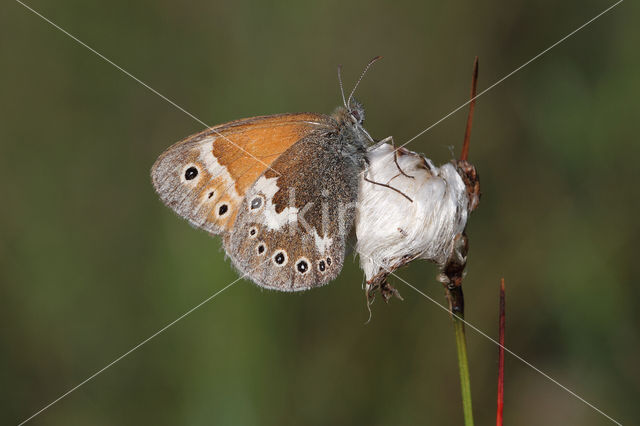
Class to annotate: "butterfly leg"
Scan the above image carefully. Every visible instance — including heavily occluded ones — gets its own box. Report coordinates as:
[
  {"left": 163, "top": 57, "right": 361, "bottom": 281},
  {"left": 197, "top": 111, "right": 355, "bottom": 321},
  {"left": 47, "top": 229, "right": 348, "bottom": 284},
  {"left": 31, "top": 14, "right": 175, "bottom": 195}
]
[
  {"left": 370, "top": 136, "right": 415, "bottom": 179},
  {"left": 365, "top": 254, "right": 412, "bottom": 306},
  {"left": 362, "top": 168, "right": 413, "bottom": 203}
]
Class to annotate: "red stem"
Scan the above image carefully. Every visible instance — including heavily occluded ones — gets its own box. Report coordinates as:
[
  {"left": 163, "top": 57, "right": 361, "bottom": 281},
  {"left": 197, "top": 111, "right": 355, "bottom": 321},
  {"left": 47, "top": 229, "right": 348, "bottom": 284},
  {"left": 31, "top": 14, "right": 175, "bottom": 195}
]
[
  {"left": 496, "top": 278, "right": 505, "bottom": 426},
  {"left": 460, "top": 57, "right": 479, "bottom": 162}
]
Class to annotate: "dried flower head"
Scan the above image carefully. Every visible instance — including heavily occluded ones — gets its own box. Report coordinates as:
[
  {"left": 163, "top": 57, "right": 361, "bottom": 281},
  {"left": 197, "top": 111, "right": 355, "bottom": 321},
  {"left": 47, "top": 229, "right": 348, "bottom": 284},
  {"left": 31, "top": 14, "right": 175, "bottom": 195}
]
[{"left": 356, "top": 143, "right": 479, "bottom": 302}]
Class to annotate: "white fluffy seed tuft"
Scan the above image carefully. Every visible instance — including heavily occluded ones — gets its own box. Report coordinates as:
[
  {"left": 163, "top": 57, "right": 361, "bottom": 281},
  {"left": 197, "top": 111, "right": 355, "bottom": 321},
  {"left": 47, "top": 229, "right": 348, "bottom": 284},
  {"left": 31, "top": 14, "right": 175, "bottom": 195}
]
[{"left": 356, "top": 144, "right": 470, "bottom": 281}]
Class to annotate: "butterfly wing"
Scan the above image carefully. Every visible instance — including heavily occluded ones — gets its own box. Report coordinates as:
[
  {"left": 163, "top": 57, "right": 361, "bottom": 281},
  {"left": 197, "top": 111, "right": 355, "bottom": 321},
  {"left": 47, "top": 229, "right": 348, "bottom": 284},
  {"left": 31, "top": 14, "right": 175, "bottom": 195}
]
[
  {"left": 151, "top": 113, "right": 331, "bottom": 235},
  {"left": 224, "top": 130, "right": 365, "bottom": 291}
]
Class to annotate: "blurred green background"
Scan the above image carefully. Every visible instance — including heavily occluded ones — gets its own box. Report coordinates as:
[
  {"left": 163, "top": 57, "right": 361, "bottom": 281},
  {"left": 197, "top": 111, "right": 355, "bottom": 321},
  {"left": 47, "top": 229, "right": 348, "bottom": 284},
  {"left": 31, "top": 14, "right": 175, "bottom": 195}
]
[{"left": 1, "top": 0, "right": 638, "bottom": 424}]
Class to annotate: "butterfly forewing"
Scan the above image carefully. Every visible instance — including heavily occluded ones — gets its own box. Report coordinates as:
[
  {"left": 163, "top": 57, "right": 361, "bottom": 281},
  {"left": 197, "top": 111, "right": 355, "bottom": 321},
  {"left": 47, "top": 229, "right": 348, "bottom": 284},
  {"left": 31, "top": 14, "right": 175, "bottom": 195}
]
[{"left": 151, "top": 113, "right": 331, "bottom": 235}]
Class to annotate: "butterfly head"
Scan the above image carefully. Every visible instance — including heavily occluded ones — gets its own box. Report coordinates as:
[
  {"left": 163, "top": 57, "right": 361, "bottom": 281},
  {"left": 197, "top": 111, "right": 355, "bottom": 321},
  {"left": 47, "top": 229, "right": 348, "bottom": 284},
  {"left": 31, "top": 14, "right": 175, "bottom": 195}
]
[
  {"left": 347, "top": 99, "right": 365, "bottom": 126},
  {"left": 333, "top": 98, "right": 365, "bottom": 125},
  {"left": 332, "top": 98, "right": 374, "bottom": 148}
]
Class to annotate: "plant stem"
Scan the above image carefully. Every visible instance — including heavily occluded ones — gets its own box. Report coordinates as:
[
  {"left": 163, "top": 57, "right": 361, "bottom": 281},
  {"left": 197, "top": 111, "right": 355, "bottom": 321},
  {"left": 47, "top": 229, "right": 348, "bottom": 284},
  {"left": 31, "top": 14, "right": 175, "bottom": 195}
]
[
  {"left": 453, "top": 312, "right": 474, "bottom": 426},
  {"left": 442, "top": 236, "right": 474, "bottom": 426},
  {"left": 460, "top": 57, "right": 479, "bottom": 162},
  {"left": 496, "top": 278, "right": 506, "bottom": 426},
  {"left": 444, "top": 55, "right": 479, "bottom": 426}
]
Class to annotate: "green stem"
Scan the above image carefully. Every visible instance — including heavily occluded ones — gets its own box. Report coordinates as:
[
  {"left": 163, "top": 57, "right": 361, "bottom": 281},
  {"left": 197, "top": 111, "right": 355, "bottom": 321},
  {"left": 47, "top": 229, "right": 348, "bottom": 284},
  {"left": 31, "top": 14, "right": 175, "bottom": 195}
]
[{"left": 453, "top": 314, "right": 474, "bottom": 426}]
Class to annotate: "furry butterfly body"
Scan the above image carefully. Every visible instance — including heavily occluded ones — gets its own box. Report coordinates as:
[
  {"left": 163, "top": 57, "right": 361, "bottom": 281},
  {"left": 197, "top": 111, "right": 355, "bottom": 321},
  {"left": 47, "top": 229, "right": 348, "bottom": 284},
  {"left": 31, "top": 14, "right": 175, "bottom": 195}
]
[{"left": 152, "top": 102, "right": 372, "bottom": 291}]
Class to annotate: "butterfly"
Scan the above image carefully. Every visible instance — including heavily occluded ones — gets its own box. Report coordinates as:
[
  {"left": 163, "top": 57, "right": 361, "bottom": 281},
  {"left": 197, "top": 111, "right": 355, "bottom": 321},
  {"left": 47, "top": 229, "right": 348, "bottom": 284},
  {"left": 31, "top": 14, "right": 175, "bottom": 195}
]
[{"left": 151, "top": 58, "right": 389, "bottom": 291}]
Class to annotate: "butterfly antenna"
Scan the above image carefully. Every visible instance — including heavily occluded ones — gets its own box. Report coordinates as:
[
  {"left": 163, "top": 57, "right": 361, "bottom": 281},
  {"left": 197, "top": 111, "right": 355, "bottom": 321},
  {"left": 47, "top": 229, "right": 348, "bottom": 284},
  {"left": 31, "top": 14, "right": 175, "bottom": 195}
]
[
  {"left": 460, "top": 56, "right": 479, "bottom": 162},
  {"left": 347, "top": 55, "right": 383, "bottom": 107},
  {"left": 337, "top": 64, "right": 347, "bottom": 108}
]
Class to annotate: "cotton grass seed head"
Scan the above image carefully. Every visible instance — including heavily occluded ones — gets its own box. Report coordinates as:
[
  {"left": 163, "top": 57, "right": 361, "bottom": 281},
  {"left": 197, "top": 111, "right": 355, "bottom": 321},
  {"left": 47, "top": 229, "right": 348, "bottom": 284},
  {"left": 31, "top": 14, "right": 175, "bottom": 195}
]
[{"left": 356, "top": 143, "right": 479, "bottom": 301}]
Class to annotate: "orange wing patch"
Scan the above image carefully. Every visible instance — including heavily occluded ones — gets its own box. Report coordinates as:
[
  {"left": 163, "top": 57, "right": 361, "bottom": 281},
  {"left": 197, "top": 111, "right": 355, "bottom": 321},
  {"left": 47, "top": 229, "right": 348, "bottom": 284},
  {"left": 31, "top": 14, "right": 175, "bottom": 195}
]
[
  {"left": 151, "top": 113, "right": 332, "bottom": 236},
  {"left": 211, "top": 114, "right": 328, "bottom": 194}
]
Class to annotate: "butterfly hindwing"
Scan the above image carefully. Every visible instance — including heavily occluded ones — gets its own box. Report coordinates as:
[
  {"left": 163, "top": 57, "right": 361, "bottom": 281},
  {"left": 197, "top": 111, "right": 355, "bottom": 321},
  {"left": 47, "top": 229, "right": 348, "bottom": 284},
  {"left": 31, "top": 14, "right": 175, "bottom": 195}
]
[
  {"left": 224, "top": 130, "right": 364, "bottom": 291},
  {"left": 151, "top": 113, "right": 331, "bottom": 235}
]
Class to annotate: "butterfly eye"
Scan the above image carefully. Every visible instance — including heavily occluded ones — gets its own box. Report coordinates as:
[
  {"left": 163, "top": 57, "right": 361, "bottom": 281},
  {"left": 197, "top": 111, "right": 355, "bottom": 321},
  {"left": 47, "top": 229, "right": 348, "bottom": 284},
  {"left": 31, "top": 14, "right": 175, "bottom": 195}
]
[
  {"left": 318, "top": 260, "right": 326, "bottom": 272},
  {"left": 296, "top": 258, "right": 309, "bottom": 274},
  {"left": 184, "top": 166, "right": 199, "bottom": 181},
  {"left": 273, "top": 250, "right": 288, "bottom": 266}
]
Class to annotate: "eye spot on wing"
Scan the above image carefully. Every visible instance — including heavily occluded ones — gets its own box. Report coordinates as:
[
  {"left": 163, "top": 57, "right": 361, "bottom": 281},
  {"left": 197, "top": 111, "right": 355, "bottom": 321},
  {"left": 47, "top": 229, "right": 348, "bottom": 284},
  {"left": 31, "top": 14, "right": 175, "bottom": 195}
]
[
  {"left": 217, "top": 203, "right": 229, "bottom": 216},
  {"left": 249, "top": 195, "right": 264, "bottom": 211},
  {"left": 326, "top": 257, "right": 332, "bottom": 266},
  {"left": 208, "top": 191, "right": 215, "bottom": 199},
  {"left": 185, "top": 166, "right": 198, "bottom": 180},
  {"left": 256, "top": 242, "right": 267, "bottom": 255},
  {"left": 296, "top": 258, "right": 309, "bottom": 274},
  {"left": 181, "top": 164, "right": 200, "bottom": 183},
  {"left": 273, "top": 250, "right": 288, "bottom": 266},
  {"left": 318, "top": 260, "right": 326, "bottom": 272},
  {"left": 249, "top": 226, "right": 258, "bottom": 238}
]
